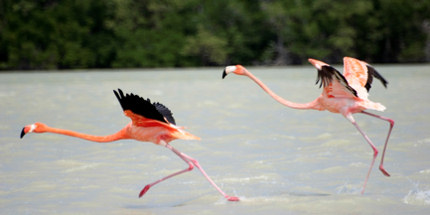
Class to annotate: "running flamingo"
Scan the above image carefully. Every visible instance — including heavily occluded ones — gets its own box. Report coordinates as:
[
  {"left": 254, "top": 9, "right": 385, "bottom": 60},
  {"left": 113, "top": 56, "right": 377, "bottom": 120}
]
[
  {"left": 20, "top": 89, "right": 239, "bottom": 201},
  {"left": 222, "top": 57, "right": 394, "bottom": 194}
]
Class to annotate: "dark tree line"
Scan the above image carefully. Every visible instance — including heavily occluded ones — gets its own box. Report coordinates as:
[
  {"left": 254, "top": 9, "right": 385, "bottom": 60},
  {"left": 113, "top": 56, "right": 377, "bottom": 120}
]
[{"left": 1, "top": 0, "right": 429, "bottom": 70}]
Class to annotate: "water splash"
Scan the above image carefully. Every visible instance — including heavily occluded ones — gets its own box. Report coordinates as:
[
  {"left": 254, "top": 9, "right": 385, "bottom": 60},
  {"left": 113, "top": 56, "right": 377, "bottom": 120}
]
[
  {"left": 335, "top": 182, "right": 362, "bottom": 194},
  {"left": 403, "top": 181, "right": 430, "bottom": 205}
]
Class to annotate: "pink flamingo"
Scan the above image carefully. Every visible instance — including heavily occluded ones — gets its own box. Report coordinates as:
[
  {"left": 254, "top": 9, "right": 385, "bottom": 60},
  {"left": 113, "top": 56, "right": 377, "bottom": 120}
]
[
  {"left": 222, "top": 57, "right": 394, "bottom": 194},
  {"left": 21, "top": 89, "right": 239, "bottom": 201}
]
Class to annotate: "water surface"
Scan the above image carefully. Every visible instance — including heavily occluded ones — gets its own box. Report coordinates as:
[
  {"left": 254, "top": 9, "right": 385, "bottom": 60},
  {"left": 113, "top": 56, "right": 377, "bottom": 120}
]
[{"left": 1, "top": 65, "right": 430, "bottom": 214}]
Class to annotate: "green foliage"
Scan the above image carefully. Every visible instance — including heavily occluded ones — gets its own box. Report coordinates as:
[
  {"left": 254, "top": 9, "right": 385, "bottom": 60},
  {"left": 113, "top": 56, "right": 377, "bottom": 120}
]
[
  {"left": 182, "top": 25, "right": 228, "bottom": 65},
  {"left": 0, "top": 0, "right": 429, "bottom": 70}
]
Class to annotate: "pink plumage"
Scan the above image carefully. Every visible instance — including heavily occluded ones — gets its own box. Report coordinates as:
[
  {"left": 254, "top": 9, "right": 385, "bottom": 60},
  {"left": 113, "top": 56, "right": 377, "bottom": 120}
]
[{"left": 223, "top": 57, "right": 394, "bottom": 194}]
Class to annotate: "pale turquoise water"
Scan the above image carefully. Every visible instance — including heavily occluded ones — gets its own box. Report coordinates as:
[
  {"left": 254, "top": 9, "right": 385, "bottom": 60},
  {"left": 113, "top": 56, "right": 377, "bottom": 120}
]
[{"left": 1, "top": 65, "right": 430, "bottom": 214}]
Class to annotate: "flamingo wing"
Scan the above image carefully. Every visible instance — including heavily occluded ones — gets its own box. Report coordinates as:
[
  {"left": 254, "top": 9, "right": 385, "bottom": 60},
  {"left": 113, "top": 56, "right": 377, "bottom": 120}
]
[
  {"left": 312, "top": 61, "right": 358, "bottom": 99},
  {"left": 364, "top": 64, "right": 388, "bottom": 91},
  {"left": 343, "top": 57, "right": 388, "bottom": 92},
  {"left": 114, "top": 89, "right": 176, "bottom": 125},
  {"left": 123, "top": 110, "right": 177, "bottom": 130}
]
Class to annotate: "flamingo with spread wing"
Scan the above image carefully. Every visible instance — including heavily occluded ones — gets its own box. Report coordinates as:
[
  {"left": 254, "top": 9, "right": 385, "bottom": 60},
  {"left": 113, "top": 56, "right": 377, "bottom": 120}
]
[
  {"left": 222, "top": 57, "right": 394, "bottom": 194},
  {"left": 21, "top": 89, "right": 239, "bottom": 201}
]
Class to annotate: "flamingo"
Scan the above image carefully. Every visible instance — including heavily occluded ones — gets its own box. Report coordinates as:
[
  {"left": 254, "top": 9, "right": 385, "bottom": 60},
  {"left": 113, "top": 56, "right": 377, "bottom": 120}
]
[
  {"left": 222, "top": 57, "right": 394, "bottom": 194},
  {"left": 20, "top": 89, "right": 239, "bottom": 201}
]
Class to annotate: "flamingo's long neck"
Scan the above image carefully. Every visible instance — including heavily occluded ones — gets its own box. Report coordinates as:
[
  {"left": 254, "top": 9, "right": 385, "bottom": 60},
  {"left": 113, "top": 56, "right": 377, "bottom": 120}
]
[
  {"left": 245, "top": 71, "right": 320, "bottom": 110},
  {"left": 44, "top": 126, "right": 129, "bottom": 143}
]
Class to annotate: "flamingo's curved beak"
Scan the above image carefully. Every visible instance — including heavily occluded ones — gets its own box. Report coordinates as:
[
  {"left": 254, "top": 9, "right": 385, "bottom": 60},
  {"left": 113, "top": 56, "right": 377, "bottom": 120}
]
[
  {"left": 20, "top": 127, "right": 26, "bottom": 138},
  {"left": 20, "top": 124, "right": 34, "bottom": 139},
  {"left": 222, "top": 69, "right": 228, "bottom": 79}
]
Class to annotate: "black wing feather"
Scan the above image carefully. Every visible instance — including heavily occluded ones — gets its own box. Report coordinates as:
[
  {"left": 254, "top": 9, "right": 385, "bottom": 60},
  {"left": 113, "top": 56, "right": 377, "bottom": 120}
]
[
  {"left": 114, "top": 89, "right": 176, "bottom": 125},
  {"left": 365, "top": 65, "right": 388, "bottom": 91},
  {"left": 154, "top": 102, "right": 176, "bottom": 125},
  {"left": 315, "top": 65, "right": 358, "bottom": 97}
]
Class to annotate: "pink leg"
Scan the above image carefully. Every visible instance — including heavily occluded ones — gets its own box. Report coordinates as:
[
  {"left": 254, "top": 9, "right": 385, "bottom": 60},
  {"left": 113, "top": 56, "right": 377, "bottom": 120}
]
[
  {"left": 139, "top": 144, "right": 239, "bottom": 201},
  {"left": 138, "top": 146, "right": 194, "bottom": 198},
  {"left": 346, "top": 114, "right": 378, "bottom": 194},
  {"left": 361, "top": 111, "right": 394, "bottom": 177}
]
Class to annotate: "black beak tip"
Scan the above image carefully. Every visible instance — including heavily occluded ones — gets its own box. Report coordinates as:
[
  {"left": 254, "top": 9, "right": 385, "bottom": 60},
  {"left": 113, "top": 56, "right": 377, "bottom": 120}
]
[
  {"left": 20, "top": 128, "right": 26, "bottom": 139},
  {"left": 222, "top": 70, "right": 227, "bottom": 79}
]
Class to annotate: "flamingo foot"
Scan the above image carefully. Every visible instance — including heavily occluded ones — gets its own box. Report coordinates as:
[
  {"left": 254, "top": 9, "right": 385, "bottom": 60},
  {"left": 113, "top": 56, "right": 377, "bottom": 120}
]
[
  {"left": 379, "top": 165, "right": 390, "bottom": 177},
  {"left": 226, "top": 196, "right": 240, "bottom": 201},
  {"left": 139, "top": 185, "right": 151, "bottom": 198}
]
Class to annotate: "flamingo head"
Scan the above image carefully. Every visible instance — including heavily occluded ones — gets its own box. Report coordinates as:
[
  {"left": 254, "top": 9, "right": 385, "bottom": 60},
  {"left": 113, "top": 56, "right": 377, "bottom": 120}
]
[
  {"left": 20, "top": 122, "right": 48, "bottom": 138},
  {"left": 222, "top": 65, "right": 247, "bottom": 79}
]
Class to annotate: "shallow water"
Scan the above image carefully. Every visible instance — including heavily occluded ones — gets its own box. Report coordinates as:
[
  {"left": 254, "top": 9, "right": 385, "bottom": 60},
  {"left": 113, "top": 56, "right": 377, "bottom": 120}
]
[{"left": 1, "top": 65, "right": 430, "bottom": 214}]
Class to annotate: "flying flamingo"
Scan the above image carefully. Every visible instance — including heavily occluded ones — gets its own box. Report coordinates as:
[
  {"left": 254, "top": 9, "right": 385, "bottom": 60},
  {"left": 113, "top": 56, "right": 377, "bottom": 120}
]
[
  {"left": 222, "top": 57, "right": 394, "bottom": 194},
  {"left": 20, "top": 89, "right": 239, "bottom": 201}
]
